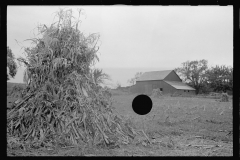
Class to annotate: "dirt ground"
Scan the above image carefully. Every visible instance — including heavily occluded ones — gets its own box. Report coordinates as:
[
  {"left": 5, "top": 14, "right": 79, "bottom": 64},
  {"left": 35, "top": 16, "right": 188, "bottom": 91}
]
[{"left": 7, "top": 94, "right": 233, "bottom": 156}]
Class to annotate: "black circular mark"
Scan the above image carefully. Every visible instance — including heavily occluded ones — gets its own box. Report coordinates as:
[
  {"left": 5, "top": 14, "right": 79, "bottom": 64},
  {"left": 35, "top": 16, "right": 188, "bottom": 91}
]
[{"left": 132, "top": 94, "right": 152, "bottom": 115}]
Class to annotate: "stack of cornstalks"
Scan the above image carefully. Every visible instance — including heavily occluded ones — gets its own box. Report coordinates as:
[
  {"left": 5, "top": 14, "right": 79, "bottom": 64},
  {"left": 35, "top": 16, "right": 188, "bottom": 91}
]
[
  {"left": 7, "top": 8, "right": 146, "bottom": 151},
  {"left": 219, "top": 93, "right": 229, "bottom": 102},
  {"left": 151, "top": 89, "right": 163, "bottom": 98}
]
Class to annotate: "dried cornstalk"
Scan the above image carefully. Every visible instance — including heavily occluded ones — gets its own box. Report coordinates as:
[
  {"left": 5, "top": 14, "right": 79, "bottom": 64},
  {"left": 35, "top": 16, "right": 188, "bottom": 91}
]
[
  {"left": 95, "top": 121, "right": 109, "bottom": 144},
  {"left": 7, "top": 8, "right": 143, "bottom": 150}
]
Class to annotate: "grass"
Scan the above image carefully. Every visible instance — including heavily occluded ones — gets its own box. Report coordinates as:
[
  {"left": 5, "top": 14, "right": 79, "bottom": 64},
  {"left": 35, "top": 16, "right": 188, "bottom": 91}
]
[
  {"left": 109, "top": 94, "right": 232, "bottom": 156},
  {"left": 7, "top": 90, "right": 233, "bottom": 156},
  {"left": 112, "top": 94, "right": 232, "bottom": 136}
]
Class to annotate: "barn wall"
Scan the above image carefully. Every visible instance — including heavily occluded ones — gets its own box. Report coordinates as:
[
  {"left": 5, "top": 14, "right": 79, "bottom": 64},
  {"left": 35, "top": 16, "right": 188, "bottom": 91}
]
[
  {"left": 131, "top": 80, "right": 177, "bottom": 95},
  {"left": 174, "top": 89, "right": 196, "bottom": 95},
  {"left": 134, "top": 81, "right": 152, "bottom": 94},
  {"left": 130, "top": 82, "right": 145, "bottom": 94},
  {"left": 161, "top": 81, "right": 177, "bottom": 94},
  {"left": 130, "top": 80, "right": 196, "bottom": 96},
  {"left": 164, "top": 71, "right": 182, "bottom": 82}
]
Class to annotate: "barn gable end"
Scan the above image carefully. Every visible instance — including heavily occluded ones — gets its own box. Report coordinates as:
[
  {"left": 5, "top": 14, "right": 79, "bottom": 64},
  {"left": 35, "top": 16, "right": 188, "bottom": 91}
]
[{"left": 164, "top": 70, "right": 182, "bottom": 82}]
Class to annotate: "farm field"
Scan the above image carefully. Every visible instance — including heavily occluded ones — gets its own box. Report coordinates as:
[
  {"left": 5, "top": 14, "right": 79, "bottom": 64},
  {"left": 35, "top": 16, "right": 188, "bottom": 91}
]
[
  {"left": 7, "top": 90, "right": 233, "bottom": 156},
  {"left": 109, "top": 94, "right": 233, "bottom": 156}
]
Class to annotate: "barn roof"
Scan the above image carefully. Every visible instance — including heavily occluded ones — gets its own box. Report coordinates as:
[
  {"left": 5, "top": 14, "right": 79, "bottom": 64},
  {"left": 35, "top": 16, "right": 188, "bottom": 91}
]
[
  {"left": 136, "top": 70, "right": 173, "bottom": 81},
  {"left": 164, "top": 80, "right": 196, "bottom": 90}
]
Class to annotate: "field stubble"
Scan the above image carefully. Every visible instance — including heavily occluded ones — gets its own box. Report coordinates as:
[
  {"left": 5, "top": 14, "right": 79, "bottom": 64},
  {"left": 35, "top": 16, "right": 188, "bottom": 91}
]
[
  {"left": 7, "top": 93, "right": 232, "bottom": 156},
  {"left": 109, "top": 94, "right": 233, "bottom": 156}
]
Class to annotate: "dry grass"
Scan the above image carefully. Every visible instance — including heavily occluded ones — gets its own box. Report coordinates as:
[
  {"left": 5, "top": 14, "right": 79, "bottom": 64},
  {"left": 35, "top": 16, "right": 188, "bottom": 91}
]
[
  {"left": 109, "top": 94, "right": 233, "bottom": 156},
  {"left": 7, "top": 91, "right": 232, "bottom": 156}
]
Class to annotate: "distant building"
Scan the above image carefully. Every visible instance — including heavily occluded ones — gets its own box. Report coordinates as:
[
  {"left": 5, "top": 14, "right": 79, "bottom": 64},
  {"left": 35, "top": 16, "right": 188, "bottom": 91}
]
[{"left": 130, "top": 70, "right": 195, "bottom": 95}]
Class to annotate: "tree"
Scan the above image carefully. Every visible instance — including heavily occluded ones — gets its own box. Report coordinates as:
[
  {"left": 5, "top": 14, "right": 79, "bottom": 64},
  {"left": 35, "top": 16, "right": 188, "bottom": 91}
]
[
  {"left": 7, "top": 46, "right": 17, "bottom": 80},
  {"left": 92, "top": 68, "right": 111, "bottom": 86},
  {"left": 175, "top": 59, "right": 208, "bottom": 94},
  {"left": 127, "top": 72, "right": 143, "bottom": 86},
  {"left": 205, "top": 65, "right": 233, "bottom": 92}
]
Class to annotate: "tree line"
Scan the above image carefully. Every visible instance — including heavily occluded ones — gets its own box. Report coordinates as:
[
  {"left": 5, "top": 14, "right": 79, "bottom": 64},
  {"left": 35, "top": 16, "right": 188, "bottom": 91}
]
[{"left": 175, "top": 59, "right": 232, "bottom": 94}]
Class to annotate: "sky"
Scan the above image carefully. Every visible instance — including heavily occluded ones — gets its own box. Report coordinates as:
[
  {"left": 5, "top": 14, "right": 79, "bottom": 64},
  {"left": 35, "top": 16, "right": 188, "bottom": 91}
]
[{"left": 7, "top": 6, "right": 233, "bottom": 88}]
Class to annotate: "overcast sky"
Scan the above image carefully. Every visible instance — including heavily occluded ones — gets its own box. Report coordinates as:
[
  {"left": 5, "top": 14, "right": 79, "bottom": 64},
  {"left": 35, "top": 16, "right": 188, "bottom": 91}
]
[{"left": 7, "top": 6, "right": 233, "bottom": 88}]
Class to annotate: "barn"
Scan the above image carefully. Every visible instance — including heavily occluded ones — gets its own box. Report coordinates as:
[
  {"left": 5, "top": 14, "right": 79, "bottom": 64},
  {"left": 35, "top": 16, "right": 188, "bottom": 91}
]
[{"left": 130, "top": 70, "right": 196, "bottom": 95}]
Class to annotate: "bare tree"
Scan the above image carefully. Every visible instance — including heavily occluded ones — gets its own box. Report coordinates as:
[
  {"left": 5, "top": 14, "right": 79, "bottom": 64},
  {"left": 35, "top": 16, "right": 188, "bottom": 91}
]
[{"left": 127, "top": 72, "right": 143, "bottom": 86}]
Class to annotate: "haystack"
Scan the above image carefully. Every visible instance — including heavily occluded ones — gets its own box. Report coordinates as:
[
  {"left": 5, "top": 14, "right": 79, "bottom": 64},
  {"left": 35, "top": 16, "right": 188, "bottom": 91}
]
[
  {"left": 7, "top": 9, "right": 143, "bottom": 150},
  {"left": 219, "top": 93, "right": 229, "bottom": 102},
  {"left": 151, "top": 88, "right": 163, "bottom": 98}
]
